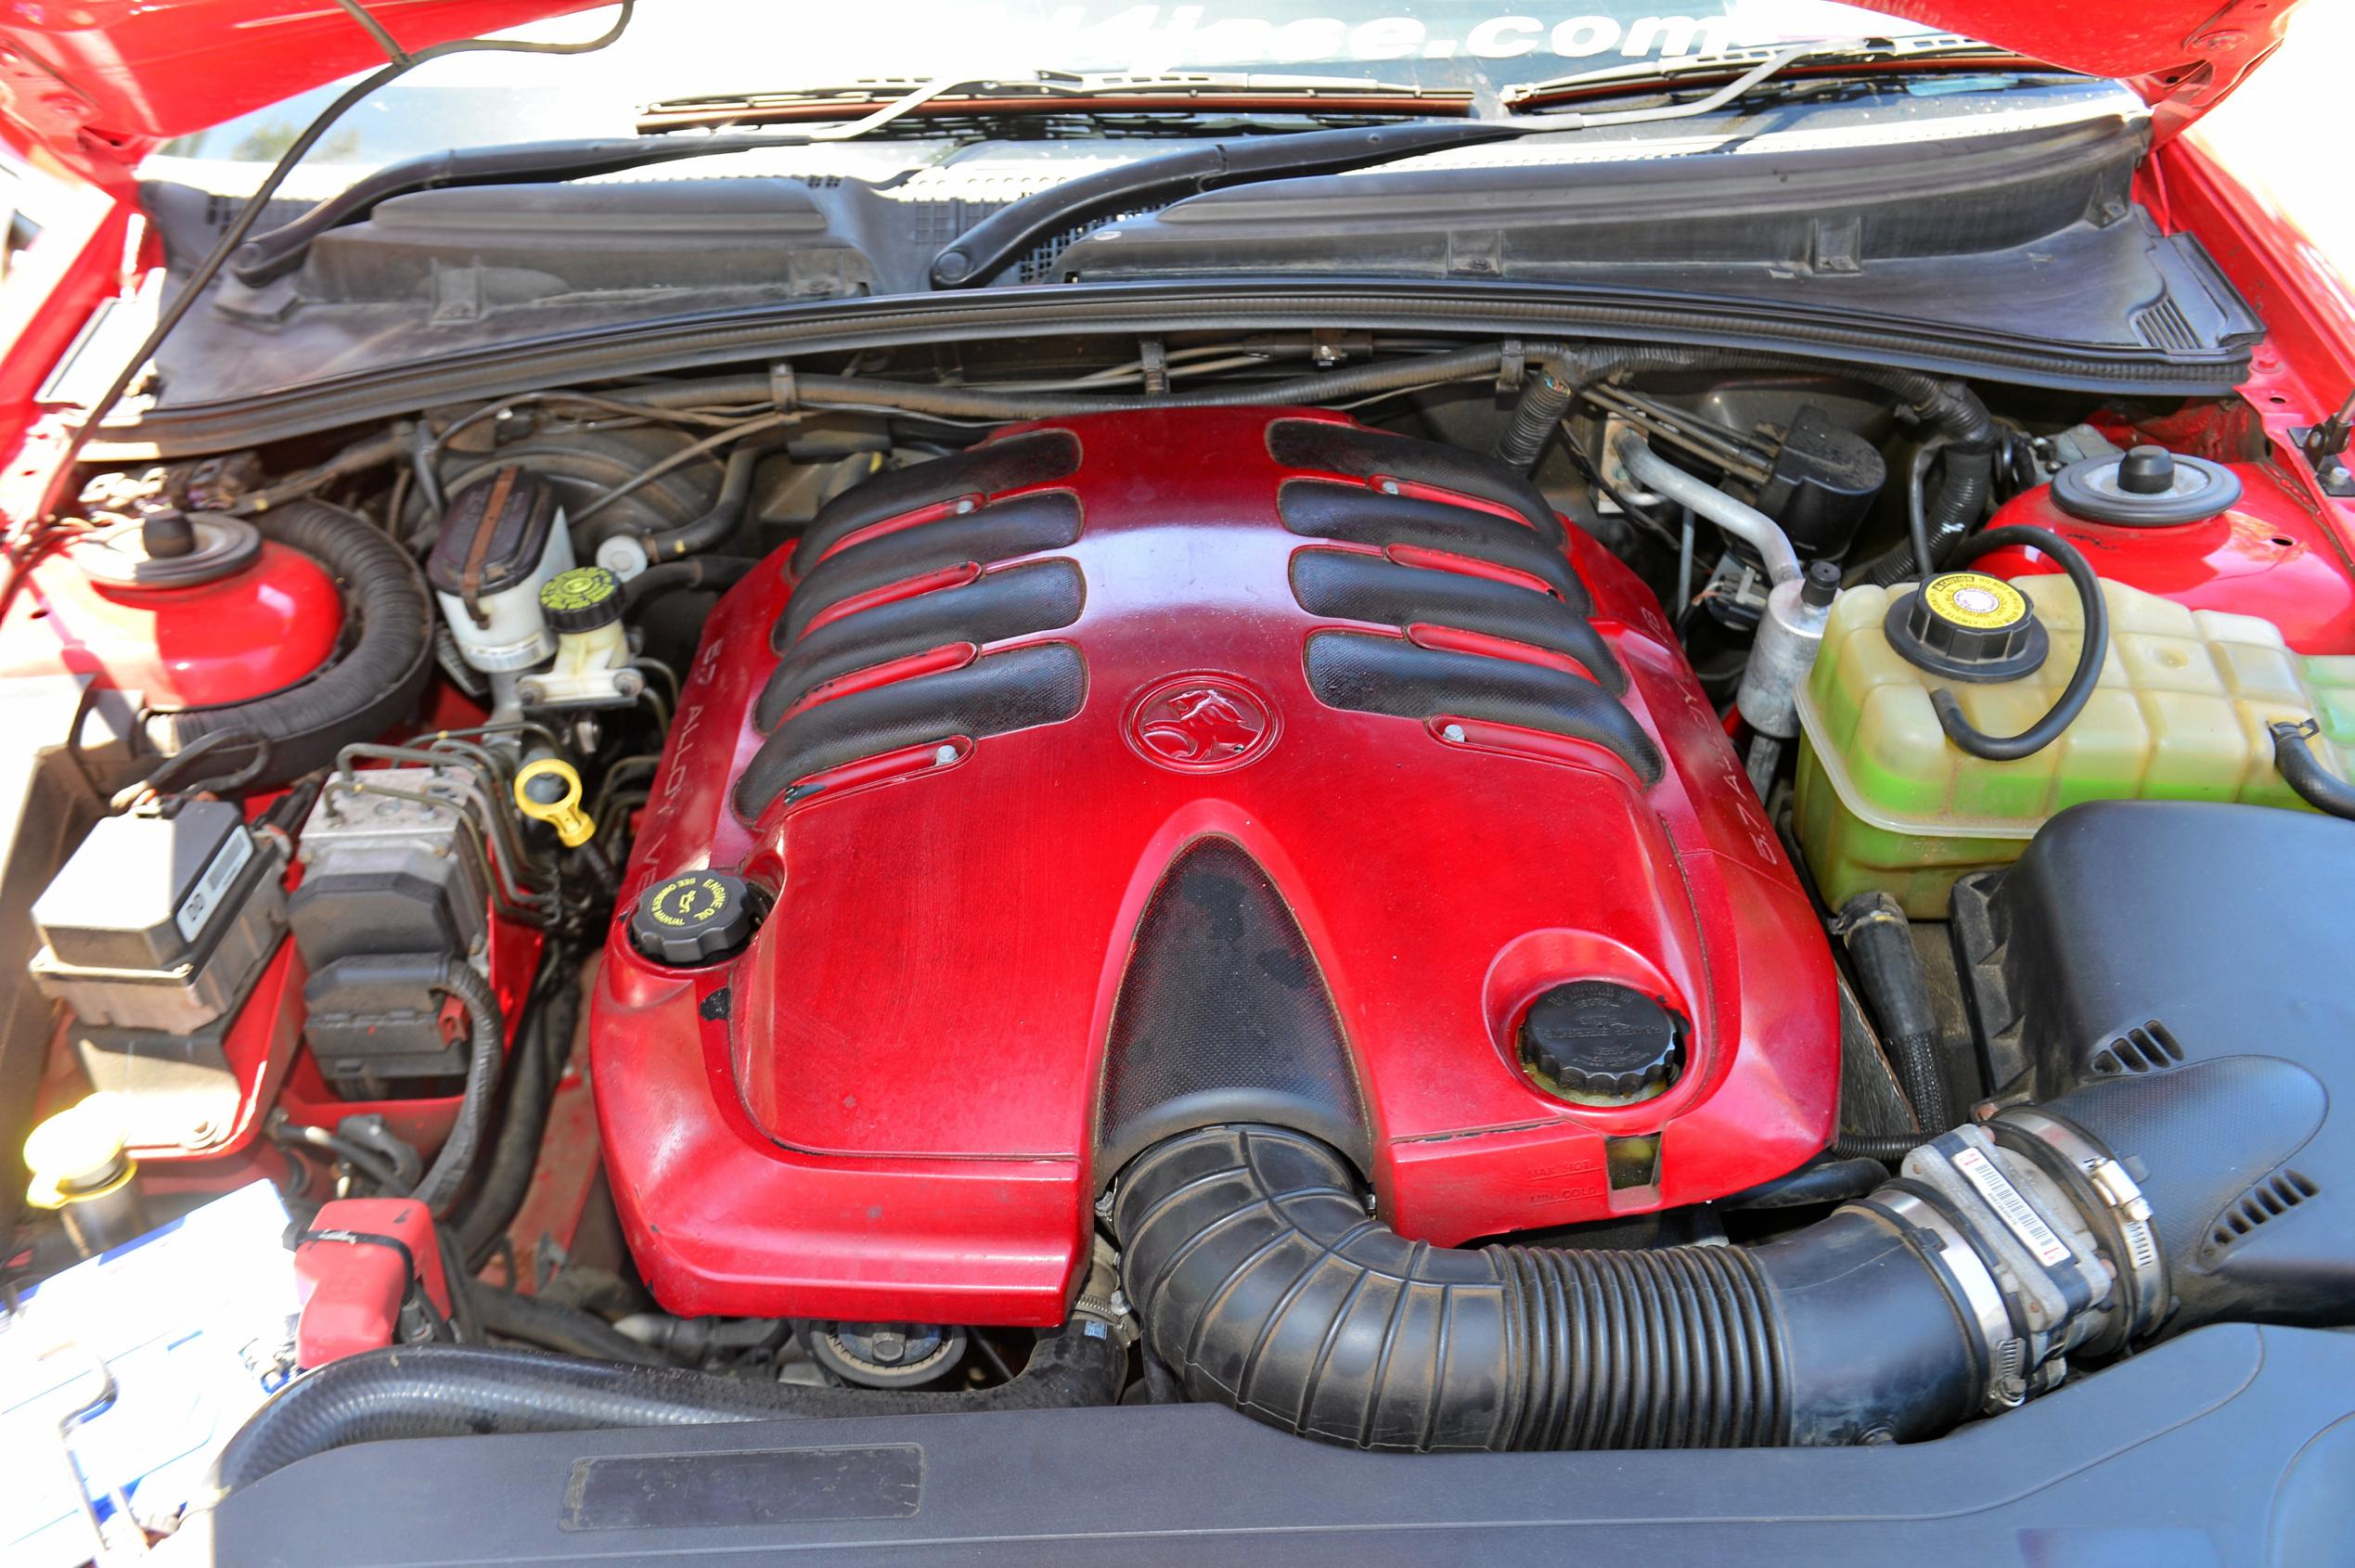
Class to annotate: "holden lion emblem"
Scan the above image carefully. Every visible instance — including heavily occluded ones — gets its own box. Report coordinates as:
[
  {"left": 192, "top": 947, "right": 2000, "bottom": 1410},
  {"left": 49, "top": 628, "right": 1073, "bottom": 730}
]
[{"left": 1126, "top": 675, "right": 1278, "bottom": 773}]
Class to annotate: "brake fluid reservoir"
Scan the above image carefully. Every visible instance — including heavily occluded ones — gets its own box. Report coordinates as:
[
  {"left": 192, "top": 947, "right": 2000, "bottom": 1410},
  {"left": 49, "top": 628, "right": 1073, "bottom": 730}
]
[{"left": 1795, "top": 572, "right": 2355, "bottom": 916}]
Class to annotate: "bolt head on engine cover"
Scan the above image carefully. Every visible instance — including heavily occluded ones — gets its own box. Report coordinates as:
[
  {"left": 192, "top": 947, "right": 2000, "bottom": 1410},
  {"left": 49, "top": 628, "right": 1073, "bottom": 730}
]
[{"left": 595, "top": 407, "right": 1838, "bottom": 1326}]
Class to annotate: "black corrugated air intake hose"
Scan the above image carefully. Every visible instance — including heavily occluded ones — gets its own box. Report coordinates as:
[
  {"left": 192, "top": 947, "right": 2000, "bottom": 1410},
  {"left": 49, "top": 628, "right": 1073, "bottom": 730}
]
[
  {"left": 141, "top": 499, "right": 432, "bottom": 786},
  {"left": 1113, "top": 1105, "right": 2197, "bottom": 1453},
  {"left": 210, "top": 1317, "right": 1126, "bottom": 1497}
]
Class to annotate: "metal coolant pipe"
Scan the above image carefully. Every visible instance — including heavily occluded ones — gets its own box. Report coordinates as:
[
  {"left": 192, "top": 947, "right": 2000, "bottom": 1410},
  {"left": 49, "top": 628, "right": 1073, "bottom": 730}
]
[{"left": 1614, "top": 436, "right": 1836, "bottom": 790}]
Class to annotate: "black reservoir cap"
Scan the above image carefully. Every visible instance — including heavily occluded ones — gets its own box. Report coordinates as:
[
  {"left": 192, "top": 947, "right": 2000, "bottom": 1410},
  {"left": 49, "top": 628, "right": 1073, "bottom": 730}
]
[
  {"left": 427, "top": 466, "right": 560, "bottom": 600},
  {"left": 1518, "top": 981, "right": 1684, "bottom": 1106},
  {"left": 1885, "top": 571, "right": 2050, "bottom": 684},
  {"left": 630, "top": 870, "right": 755, "bottom": 966}
]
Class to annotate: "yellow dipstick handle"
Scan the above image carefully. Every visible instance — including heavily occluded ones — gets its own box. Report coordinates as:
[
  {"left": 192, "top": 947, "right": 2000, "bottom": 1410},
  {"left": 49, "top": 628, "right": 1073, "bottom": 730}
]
[{"left": 514, "top": 758, "right": 596, "bottom": 848}]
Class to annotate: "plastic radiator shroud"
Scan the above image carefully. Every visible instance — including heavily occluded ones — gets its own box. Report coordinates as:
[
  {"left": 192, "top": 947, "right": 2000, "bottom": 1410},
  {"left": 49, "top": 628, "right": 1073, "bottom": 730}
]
[{"left": 594, "top": 407, "right": 1836, "bottom": 1325}]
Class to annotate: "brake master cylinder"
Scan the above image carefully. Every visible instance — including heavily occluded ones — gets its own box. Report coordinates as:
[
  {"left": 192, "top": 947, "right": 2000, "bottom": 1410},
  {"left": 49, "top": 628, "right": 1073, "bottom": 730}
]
[{"left": 1794, "top": 572, "right": 2355, "bottom": 915}]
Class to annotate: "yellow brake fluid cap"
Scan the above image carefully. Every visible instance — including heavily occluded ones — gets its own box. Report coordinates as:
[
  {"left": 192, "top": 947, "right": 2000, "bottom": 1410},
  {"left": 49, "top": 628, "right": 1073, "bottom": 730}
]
[
  {"left": 513, "top": 757, "right": 597, "bottom": 848},
  {"left": 25, "top": 1093, "right": 135, "bottom": 1209},
  {"left": 539, "top": 565, "right": 623, "bottom": 635},
  {"left": 1885, "top": 570, "right": 2050, "bottom": 683}
]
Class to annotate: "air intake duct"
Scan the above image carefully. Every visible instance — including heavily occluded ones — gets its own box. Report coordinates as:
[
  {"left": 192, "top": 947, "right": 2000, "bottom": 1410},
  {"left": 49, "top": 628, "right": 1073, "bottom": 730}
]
[{"left": 1113, "top": 1098, "right": 2185, "bottom": 1451}]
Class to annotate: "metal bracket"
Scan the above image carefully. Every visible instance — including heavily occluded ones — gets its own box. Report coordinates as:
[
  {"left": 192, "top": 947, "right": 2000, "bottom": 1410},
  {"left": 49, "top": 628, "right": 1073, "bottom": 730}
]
[
  {"left": 2292, "top": 388, "right": 2355, "bottom": 496},
  {"left": 1139, "top": 337, "right": 1168, "bottom": 395}
]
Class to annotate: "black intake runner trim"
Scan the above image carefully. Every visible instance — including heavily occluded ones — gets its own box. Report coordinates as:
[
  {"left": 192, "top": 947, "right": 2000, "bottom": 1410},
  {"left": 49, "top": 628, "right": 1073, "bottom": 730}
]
[
  {"left": 755, "top": 560, "right": 1084, "bottom": 731},
  {"left": 1097, "top": 839, "right": 1370, "bottom": 1178},
  {"left": 796, "top": 428, "right": 1080, "bottom": 566},
  {"left": 1306, "top": 630, "right": 1662, "bottom": 784},
  {"left": 1279, "top": 482, "right": 1587, "bottom": 609},
  {"left": 780, "top": 491, "right": 1081, "bottom": 647},
  {"left": 733, "top": 642, "right": 1086, "bottom": 818},
  {"left": 1268, "top": 418, "right": 1566, "bottom": 546},
  {"left": 1291, "top": 547, "right": 1624, "bottom": 696}
]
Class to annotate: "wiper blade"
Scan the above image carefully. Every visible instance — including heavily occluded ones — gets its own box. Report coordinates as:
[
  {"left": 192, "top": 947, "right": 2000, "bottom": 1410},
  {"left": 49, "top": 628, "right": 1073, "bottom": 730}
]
[
  {"left": 1504, "top": 34, "right": 2057, "bottom": 113},
  {"left": 638, "top": 71, "right": 1474, "bottom": 133},
  {"left": 929, "top": 120, "right": 1522, "bottom": 288}
]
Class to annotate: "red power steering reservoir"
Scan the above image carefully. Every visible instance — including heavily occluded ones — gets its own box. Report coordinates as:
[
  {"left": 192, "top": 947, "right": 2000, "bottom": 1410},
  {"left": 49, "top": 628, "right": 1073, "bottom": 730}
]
[{"left": 0, "top": 512, "right": 344, "bottom": 705}]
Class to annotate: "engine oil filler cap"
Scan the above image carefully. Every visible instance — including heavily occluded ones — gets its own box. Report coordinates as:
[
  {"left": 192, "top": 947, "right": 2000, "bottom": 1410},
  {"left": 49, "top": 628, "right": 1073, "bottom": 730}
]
[
  {"left": 1517, "top": 981, "right": 1684, "bottom": 1106},
  {"left": 2050, "top": 443, "right": 2240, "bottom": 527},
  {"left": 631, "top": 870, "right": 755, "bottom": 966},
  {"left": 1885, "top": 571, "right": 2049, "bottom": 684}
]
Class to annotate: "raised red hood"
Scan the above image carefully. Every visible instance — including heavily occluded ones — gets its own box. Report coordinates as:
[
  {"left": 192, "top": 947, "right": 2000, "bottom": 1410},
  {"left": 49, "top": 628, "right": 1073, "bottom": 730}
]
[{"left": 0, "top": 0, "right": 2300, "bottom": 184}]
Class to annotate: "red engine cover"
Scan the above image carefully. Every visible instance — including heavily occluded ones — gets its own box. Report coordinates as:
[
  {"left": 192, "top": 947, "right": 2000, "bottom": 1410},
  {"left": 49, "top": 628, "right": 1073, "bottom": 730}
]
[{"left": 596, "top": 408, "right": 1836, "bottom": 1326}]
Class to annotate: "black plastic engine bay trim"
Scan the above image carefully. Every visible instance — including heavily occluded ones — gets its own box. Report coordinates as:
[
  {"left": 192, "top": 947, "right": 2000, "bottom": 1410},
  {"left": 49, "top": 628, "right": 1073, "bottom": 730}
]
[{"left": 89, "top": 280, "right": 2252, "bottom": 460}]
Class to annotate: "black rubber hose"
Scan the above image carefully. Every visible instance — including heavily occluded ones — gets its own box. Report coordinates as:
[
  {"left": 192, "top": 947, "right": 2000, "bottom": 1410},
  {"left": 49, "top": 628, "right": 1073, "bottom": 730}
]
[
  {"left": 1864, "top": 441, "right": 1994, "bottom": 586},
  {"left": 1720, "top": 1155, "right": 1890, "bottom": 1209},
  {"left": 1924, "top": 527, "right": 2107, "bottom": 762},
  {"left": 1113, "top": 1125, "right": 1984, "bottom": 1453},
  {"left": 1496, "top": 364, "right": 1575, "bottom": 471},
  {"left": 2271, "top": 720, "right": 2355, "bottom": 819},
  {"left": 1901, "top": 438, "right": 1948, "bottom": 578},
  {"left": 641, "top": 441, "right": 779, "bottom": 560},
  {"left": 453, "top": 970, "right": 578, "bottom": 1270},
  {"left": 212, "top": 1319, "right": 1125, "bottom": 1496},
  {"left": 407, "top": 960, "right": 506, "bottom": 1215},
  {"left": 1835, "top": 893, "right": 1951, "bottom": 1137},
  {"left": 468, "top": 1284, "right": 667, "bottom": 1366},
  {"left": 141, "top": 500, "right": 432, "bottom": 786},
  {"left": 622, "top": 555, "right": 758, "bottom": 615}
]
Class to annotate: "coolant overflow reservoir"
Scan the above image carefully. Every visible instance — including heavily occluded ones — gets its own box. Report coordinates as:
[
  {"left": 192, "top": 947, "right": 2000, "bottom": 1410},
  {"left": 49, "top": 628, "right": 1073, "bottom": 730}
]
[{"left": 1795, "top": 574, "right": 2355, "bottom": 916}]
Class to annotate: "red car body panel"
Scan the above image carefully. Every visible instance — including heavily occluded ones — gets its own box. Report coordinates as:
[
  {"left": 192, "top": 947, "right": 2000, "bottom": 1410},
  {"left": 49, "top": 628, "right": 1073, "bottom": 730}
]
[{"left": 0, "top": 0, "right": 2310, "bottom": 187}]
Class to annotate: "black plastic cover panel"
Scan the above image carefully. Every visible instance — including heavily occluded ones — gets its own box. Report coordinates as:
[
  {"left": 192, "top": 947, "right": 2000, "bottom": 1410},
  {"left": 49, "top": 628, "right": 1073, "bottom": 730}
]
[
  {"left": 1955, "top": 801, "right": 2355, "bottom": 1329},
  {"left": 204, "top": 1323, "right": 2355, "bottom": 1567}
]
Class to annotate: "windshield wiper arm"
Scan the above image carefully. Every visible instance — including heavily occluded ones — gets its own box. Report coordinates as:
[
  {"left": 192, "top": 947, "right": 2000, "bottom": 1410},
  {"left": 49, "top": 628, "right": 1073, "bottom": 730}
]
[
  {"left": 638, "top": 71, "right": 1474, "bottom": 133},
  {"left": 928, "top": 119, "right": 1523, "bottom": 288},
  {"left": 1503, "top": 34, "right": 2053, "bottom": 115},
  {"left": 226, "top": 76, "right": 1050, "bottom": 289}
]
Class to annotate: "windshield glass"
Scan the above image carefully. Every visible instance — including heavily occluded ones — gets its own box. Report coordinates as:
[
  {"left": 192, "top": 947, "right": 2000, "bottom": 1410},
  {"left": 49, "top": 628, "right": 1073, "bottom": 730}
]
[{"left": 161, "top": 0, "right": 1950, "bottom": 169}]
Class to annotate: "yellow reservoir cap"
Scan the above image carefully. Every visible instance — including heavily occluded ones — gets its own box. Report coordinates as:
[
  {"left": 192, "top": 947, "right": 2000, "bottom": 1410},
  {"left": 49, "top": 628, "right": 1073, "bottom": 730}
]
[
  {"left": 514, "top": 757, "right": 598, "bottom": 848},
  {"left": 25, "top": 1093, "right": 135, "bottom": 1209},
  {"left": 1922, "top": 572, "right": 2030, "bottom": 632}
]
